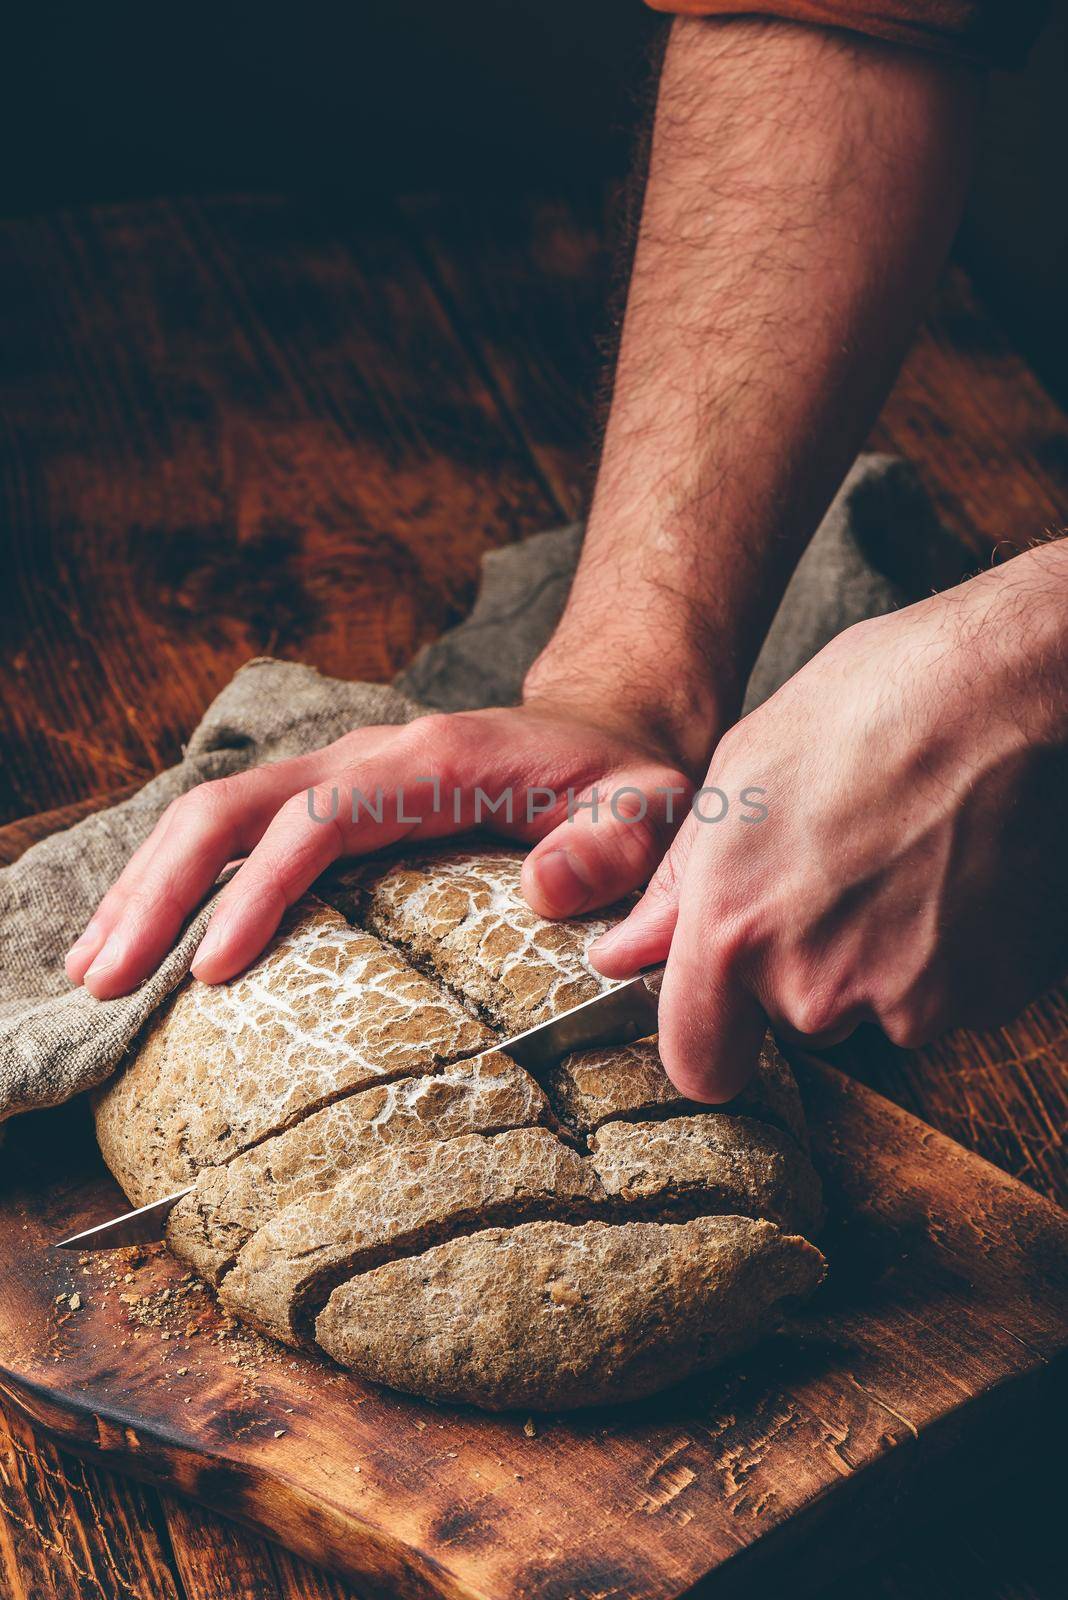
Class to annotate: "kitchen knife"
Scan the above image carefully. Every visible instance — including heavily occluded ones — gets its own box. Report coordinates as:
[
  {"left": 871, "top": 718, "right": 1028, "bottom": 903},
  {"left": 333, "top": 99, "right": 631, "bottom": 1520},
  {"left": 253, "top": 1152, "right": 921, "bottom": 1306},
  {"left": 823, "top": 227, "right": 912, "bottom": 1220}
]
[{"left": 54, "top": 963, "right": 664, "bottom": 1250}]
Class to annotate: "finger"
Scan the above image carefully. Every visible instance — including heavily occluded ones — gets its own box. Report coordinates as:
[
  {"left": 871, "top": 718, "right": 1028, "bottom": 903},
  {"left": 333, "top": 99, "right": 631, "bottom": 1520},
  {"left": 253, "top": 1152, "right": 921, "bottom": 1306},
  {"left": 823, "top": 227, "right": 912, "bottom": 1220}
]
[
  {"left": 189, "top": 747, "right": 458, "bottom": 984},
  {"left": 657, "top": 928, "right": 767, "bottom": 1103},
  {"left": 84, "top": 710, "right": 510, "bottom": 996},
  {"left": 520, "top": 767, "right": 691, "bottom": 919},
  {"left": 65, "top": 801, "right": 184, "bottom": 983},
  {"left": 81, "top": 752, "right": 329, "bottom": 998},
  {"left": 587, "top": 809, "right": 702, "bottom": 975}
]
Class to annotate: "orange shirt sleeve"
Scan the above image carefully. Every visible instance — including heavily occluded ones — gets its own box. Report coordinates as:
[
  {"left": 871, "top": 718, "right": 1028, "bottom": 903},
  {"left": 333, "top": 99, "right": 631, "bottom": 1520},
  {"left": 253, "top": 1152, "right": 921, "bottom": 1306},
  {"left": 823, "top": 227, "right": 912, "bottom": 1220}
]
[{"left": 644, "top": 0, "right": 1049, "bottom": 68}]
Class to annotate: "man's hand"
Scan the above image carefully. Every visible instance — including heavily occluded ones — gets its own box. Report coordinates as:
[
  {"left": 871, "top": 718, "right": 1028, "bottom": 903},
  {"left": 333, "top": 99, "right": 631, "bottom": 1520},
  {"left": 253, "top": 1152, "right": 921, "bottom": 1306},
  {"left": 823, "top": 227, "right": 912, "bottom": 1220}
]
[
  {"left": 591, "top": 545, "right": 1068, "bottom": 1102},
  {"left": 66, "top": 699, "right": 694, "bottom": 998}
]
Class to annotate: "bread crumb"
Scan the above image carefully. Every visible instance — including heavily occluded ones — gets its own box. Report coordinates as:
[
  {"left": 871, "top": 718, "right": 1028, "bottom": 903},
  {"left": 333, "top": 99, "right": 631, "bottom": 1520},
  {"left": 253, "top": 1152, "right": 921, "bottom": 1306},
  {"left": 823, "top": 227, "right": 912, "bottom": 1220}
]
[
  {"left": 273, "top": 1429, "right": 286, "bottom": 1438},
  {"left": 68, "top": 1293, "right": 82, "bottom": 1311},
  {"left": 523, "top": 1418, "right": 537, "bottom": 1438}
]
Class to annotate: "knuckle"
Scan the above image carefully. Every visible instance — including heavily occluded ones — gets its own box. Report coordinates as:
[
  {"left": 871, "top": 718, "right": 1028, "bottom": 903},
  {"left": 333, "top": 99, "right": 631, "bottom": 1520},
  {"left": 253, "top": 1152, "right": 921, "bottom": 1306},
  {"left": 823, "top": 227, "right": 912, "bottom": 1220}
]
[
  {"left": 336, "top": 725, "right": 379, "bottom": 755},
  {"left": 881, "top": 1001, "right": 935, "bottom": 1050},
  {"left": 709, "top": 723, "right": 746, "bottom": 774},
  {"left": 881, "top": 1012, "right": 924, "bottom": 1050},
  {"left": 123, "top": 880, "right": 184, "bottom": 930},
  {"left": 176, "top": 777, "right": 239, "bottom": 828},
  {"left": 646, "top": 847, "right": 683, "bottom": 904},
  {"left": 284, "top": 786, "right": 331, "bottom": 827},
  {"left": 402, "top": 712, "right": 460, "bottom": 780},
  {"left": 714, "top": 912, "right": 754, "bottom": 974},
  {"left": 408, "top": 710, "right": 459, "bottom": 751},
  {"left": 779, "top": 980, "right": 843, "bottom": 1040},
  {"left": 879, "top": 971, "right": 945, "bottom": 1049},
  {"left": 411, "top": 710, "right": 488, "bottom": 790}
]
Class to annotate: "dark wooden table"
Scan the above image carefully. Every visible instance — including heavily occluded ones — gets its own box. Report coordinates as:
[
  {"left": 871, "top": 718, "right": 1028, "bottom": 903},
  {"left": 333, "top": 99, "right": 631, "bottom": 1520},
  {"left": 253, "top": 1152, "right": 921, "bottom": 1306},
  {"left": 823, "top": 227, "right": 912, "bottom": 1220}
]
[{"left": 0, "top": 189, "right": 1065, "bottom": 1600}]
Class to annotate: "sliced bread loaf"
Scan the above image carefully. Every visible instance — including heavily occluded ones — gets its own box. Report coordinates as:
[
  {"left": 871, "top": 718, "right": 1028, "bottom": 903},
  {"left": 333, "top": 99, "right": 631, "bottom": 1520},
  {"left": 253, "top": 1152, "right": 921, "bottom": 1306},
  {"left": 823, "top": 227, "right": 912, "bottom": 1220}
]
[{"left": 93, "top": 844, "right": 825, "bottom": 1409}]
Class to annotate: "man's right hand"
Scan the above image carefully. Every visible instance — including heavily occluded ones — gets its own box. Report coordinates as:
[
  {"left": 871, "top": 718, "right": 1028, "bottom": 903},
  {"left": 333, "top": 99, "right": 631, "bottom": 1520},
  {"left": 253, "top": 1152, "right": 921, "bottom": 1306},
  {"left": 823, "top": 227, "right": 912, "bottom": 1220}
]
[{"left": 65, "top": 698, "right": 695, "bottom": 999}]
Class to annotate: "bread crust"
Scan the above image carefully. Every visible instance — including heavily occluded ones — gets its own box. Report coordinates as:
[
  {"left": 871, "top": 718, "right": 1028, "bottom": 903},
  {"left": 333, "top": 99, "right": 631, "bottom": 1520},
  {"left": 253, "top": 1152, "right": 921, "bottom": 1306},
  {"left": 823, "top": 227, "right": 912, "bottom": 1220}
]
[
  {"left": 588, "top": 1114, "right": 824, "bottom": 1235},
  {"left": 353, "top": 845, "right": 621, "bottom": 1032},
  {"left": 218, "top": 1126, "right": 604, "bottom": 1344},
  {"left": 316, "top": 1217, "right": 825, "bottom": 1410}
]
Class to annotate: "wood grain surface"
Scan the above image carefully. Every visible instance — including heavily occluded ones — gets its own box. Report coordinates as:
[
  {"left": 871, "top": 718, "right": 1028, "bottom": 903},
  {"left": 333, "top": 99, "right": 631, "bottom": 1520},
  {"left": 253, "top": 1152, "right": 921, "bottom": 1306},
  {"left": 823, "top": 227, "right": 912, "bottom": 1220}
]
[
  {"left": 0, "top": 189, "right": 1066, "bottom": 1600},
  {"left": 0, "top": 1054, "right": 1064, "bottom": 1600}
]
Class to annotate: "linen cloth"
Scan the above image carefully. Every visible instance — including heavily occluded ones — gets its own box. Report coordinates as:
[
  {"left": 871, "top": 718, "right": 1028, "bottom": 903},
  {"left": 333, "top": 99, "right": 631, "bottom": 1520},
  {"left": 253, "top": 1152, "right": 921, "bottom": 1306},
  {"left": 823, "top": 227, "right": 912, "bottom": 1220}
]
[{"left": 0, "top": 454, "right": 963, "bottom": 1123}]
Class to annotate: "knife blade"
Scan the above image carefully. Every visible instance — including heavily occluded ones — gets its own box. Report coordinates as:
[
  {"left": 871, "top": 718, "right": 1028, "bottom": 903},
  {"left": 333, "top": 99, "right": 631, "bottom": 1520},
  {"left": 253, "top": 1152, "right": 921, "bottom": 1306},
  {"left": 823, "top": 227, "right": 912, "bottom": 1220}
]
[
  {"left": 55, "top": 1188, "right": 196, "bottom": 1251},
  {"left": 54, "top": 964, "right": 664, "bottom": 1250}
]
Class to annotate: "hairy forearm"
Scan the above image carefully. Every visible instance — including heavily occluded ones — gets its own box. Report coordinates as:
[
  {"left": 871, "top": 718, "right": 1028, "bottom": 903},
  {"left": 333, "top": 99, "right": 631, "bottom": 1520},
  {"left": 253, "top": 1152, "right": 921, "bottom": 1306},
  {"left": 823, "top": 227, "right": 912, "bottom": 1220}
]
[
  {"left": 956, "top": 538, "right": 1068, "bottom": 746},
  {"left": 527, "top": 17, "right": 980, "bottom": 769}
]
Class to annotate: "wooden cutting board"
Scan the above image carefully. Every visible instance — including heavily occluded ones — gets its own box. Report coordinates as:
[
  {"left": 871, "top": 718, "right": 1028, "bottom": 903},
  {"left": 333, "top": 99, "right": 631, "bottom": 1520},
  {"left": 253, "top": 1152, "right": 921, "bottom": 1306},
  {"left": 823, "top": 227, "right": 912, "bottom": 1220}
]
[{"left": 0, "top": 1051, "right": 1064, "bottom": 1600}]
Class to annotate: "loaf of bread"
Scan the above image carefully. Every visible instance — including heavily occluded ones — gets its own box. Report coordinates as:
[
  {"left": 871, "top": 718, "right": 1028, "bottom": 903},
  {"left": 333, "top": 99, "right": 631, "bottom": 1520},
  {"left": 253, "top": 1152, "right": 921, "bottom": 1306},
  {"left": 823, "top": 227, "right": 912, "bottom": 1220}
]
[{"left": 93, "top": 843, "right": 825, "bottom": 1410}]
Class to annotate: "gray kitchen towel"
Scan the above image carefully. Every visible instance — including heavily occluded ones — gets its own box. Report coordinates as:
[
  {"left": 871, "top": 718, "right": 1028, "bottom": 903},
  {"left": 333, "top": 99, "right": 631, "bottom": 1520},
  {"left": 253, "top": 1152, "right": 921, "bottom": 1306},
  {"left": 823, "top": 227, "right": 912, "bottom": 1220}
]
[
  {"left": 0, "top": 453, "right": 964, "bottom": 1123},
  {"left": 396, "top": 454, "right": 963, "bottom": 714}
]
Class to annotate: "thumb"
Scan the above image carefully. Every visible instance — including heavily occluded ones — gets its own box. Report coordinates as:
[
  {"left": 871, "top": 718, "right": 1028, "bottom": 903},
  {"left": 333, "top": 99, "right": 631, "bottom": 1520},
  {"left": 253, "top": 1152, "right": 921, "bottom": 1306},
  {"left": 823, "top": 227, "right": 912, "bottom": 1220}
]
[
  {"left": 657, "top": 937, "right": 767, "bottom": 1103},
  {"left": 521, "top": 768, "right": 691, "bottom": 920},
  {"left": 586, "top": 810, "right": 701, "bottom": 976}
]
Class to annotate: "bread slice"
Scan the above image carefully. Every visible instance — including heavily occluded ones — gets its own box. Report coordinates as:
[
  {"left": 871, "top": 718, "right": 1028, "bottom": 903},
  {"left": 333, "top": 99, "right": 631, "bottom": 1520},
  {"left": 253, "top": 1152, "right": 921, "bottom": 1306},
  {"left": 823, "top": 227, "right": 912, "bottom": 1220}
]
[
  {"left": 588, "top": 1114, "right": 823, "bottom": 1235},
  {"left": 218, "top": 1126, "right": 604, "bottom": 1344},
  {"left": 167, "top": 1052, "right": 549, "bottom": 1284},
  {"left": 547, "top": 1033, "right": 809, "bottom": 1147},
  {"left": 316, "top": 1216, "right": 825, "bottom": 1410},
  {"left": 93, "top": 897, "right": 494, "bottom": 1204},
  {"left": 350, "top": 845, "right": 621, "bottom": 1032}
]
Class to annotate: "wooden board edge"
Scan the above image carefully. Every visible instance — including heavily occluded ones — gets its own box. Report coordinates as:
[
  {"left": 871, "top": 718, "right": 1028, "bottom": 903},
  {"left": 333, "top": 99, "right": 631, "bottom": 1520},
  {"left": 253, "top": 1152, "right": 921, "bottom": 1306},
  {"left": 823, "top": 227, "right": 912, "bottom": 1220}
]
[
  {"left": 0, "top": 1368, "right": 488, "bottom": 1600},
  {"left": 696, "top": 1354, "right": 1067, "bottom": 1600},
  {"left": 791, "top": 1046, "right": 1068, "bottom": 1233}
]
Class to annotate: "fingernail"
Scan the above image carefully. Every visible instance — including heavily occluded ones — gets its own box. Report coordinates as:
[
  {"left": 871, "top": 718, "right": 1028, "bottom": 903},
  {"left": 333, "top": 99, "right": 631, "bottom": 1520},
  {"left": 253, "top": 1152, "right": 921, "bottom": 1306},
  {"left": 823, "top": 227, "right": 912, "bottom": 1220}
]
[
  {"left": 191, "top": 922, "right": 224, "bottom": 975},
  {"left": 534, "top": 849, "right": 593, "bottom": 916},
  {"left": 67, "top": 918, "right": 102, "bottom": 957},
  {"left": 84, "top": 932, "right": 123, "bottom": 980},
  {"left": 590, "top": 922, "right": 623, "bottom": 957}
]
